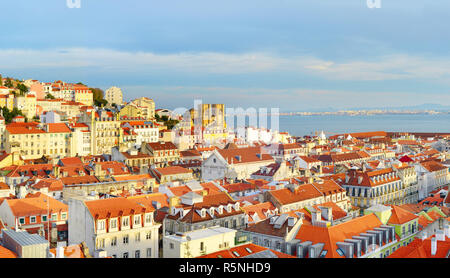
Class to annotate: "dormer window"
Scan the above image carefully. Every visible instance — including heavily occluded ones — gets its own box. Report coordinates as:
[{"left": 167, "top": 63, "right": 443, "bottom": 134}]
[
  {"left": 201, "top": 209, "right": 206, "bottom": 217},
  {"left": 227, "top": 204, "right": 232, "bottom": 212},
  {"left": 97, "top": 220, "right": 105, "bottom": 230},
  {"left": 110, "top": 218, "right": 117, "bottom": 229},
  {"left": 134, "top": 215, "right": 141, "bottom": 226},
  {"left": 145, "top": 213, "right": 152, "bottom": 224},
  {"left": 234, "top": 203, "right": 240, "bottom": 211},
  {"left": 122, "top": 216, "right": 129, "bottom": 227},
  {"left": 218, "top": 206, "right": 223, "bottom": 214},
  {"left": 209, "top": 208, "right": 214, "bottom": 216}
]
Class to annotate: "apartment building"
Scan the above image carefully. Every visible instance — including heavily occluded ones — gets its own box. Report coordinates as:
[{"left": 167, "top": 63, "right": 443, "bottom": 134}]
[
  {"left": 5, "top": 122, "right": 73, "bottom": 160},
  {"left": 142, "top": 142, "right": 180, "bottom": 167},
  {"left": 164, "top": 191, "right": 246, "bottom": 234},
  {"left": 0, "top": 193, "right": 69, "bottom": 242},
  {"left": 266, "top": 180, "right": 350, "bottom": 213},
  {"left": 104, "top": 86, "right": 123, "bottom": 106},
  {"left": 68, "top": 196, "right": 161, "bottom": 258},
  {"left": 342, "top": 167, "right": 405, "bottom": 209},
  {"left": 80, "top": 109, "right": 120, "bottom": 155},
  {"left": 202, "top": 147, "right": 275, "bottom": 181},
  {"left": 415, "top": 160, "right": 449, "bottom": 200}
]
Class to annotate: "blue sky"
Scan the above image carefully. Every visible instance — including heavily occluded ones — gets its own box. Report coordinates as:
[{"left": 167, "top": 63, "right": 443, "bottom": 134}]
[{"left": 1, "top": 0, "right": 450, "bottom": 111}]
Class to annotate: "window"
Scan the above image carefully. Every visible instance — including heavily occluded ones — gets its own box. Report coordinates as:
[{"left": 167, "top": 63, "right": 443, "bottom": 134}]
[
  {"left": 170, "top": 243, "right": 174, "bottom": 249},
  {"left": 19, "top": 217, "right": 25, "bottom": 225},
  {"left": 123, "top": 252, "right": 129, "bottom": 258},
  {"left": 123, "top": 235, "right": 129, "bottom": 244},
  {"left": 135, "top": 233, "right": 140, "bottom": 242},
  {"left": 134, "top": 215, "right": 141, "bottom": 226},
  {"left": 200, "top": 242, "right": 205, "bottom": 251},
  {"left": 145, "top": 213, "right": 152, "bottom": 224},
  {"left": 110, "top": 219, "right": 117, "bottom": 229},
  {"left": 135, "top": 250, "right": 140, "bottom": 258},
  {"left": 111, "top": 237, "right": 117, "bottom": 246},
  {"left": 122, "top": 217, "right": 129, "bottom": 227},
  {"left": 61, "top": 213, "right": 67, "bottom": 220},
  {"left": 98, "top": 238, "right": 105, "bottom": 249},
  {"left": 42, "top": 215, "right": 47, "bottom": 222},
  {"left": 52, "top": 213, "right": 58, "bottom": 221},
  {"left": 146, "top": 248, "right": 152, "bottom": 258},
  {"left": 30, "top": 216, "right": 36, "bottom": 224},
  {"left": 146, "top": 232, "right": 151, "bottom": 240},
  {"left": 98, "top": 220, "right": 105, "bottom": 230}
]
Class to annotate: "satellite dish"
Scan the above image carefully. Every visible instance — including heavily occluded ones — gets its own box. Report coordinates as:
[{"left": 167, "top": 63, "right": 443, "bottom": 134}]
[{"left": 186, "top": 236, "right": 191, "bottom": 241}]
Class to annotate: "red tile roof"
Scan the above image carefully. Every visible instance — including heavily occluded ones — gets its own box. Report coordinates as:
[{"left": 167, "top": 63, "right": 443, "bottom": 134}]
[
  {"left": 197, "top": 243, "right": 295, "bottom": 258},
  {"left": 388, "top": 236, "right": 450, "bottom": 258},
  {"left": 387, "top": 205, "right": 419, "bottom": 225}
]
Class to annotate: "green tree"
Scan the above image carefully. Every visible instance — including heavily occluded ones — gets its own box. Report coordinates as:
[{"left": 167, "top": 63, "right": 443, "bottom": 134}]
[
  {"left": 4, "top": 78, "right": 13, "bottom": 88},
  {"left": 1, "top": 106, "right": 25, "bottom": 124},
  {"left": 16, "top": 83, "right": 29, "bottom": 95},
  {"left": 90, "top": 87, "right": 108, "bottom": 107},
  {"left": 45, "top": 93, "right": 56, "bottom": 99}
]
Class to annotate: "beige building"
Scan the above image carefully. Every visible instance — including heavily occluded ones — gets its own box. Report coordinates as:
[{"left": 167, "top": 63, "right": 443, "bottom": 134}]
[
  {"left": 163, "top": 226, "right": 237, "bottom": 258},
  {"left": 105, "top": 86, "right": 123, "bottom": 106},
  {"left": 129, "top": 97, "right": 155, "bottom": 120},
  {"left": 79, "top": 110, "right": 120, "bottom": 155},
  {"left": 14, "top": 94, "right": 37, "bottom": 120}
]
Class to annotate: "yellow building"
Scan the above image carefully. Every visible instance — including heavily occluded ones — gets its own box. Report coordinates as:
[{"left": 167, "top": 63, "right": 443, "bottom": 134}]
[
  {"left": 129, "top": 97, "right": 155, "bottom": 120},
  {"left": 73, "top": 86, "right": 94, "bottom": 106},
  {"left": 80, "top": 110, "right": 120, "bottom": 155},
  {"left": 5, "top": 122, "right": 73, "bottom": 160},
  {"left": 0, "top": 94, "right": 14, "bottom": 110},
  {"left": 119, "top": 103, "right": 145, "bottom": 119}
]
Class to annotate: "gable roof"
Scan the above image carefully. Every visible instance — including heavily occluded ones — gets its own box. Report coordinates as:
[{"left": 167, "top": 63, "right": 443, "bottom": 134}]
[{"left": 387, "top": 205, "right": 419, "bottom": 225}]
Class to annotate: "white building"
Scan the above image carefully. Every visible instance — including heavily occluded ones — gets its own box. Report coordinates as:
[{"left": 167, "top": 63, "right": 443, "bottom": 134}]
[
  {"left": 201, "top": 147, "right": 275, "bottom": 181},
  {"left": 105, "top": 86, "right": 123, "bottom": 106},
  {"left": 415, "top": 161, "right": 449, "bottom": 200},
  {"left": 68, "top": 195, "right": 161, "bottom": 258},
  {"left": 163, "top": 226, "right": 237, "bottom": 258}
]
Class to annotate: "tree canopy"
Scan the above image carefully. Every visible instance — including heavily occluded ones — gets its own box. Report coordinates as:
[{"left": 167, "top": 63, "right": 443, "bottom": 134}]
[{"left": 2, "top": 107, "right": 25, "bottom": 124}]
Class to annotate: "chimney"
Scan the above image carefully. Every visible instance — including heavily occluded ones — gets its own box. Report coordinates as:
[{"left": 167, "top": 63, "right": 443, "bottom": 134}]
[
  {"left": 56, "top": 241, "right": 66, "bottom": 258},
  {"left": 430, "top": 237, "right": 437, "bottom": 256},
  {"left": 269, "top": 216, "right": 276, "bottom": 224},
  {"left": 319, "top": 206, "right": 332, "bottom": 222}
]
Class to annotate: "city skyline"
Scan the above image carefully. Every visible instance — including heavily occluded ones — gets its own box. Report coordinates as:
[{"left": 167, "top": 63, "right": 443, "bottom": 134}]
[{"left": 1, "top": 0, "right": 450, "bottom": 111}]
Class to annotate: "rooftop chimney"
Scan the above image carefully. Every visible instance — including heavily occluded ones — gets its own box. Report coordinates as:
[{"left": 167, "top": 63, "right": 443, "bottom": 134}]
[{"left": 430, "top": 237, "right": 437, "bottom": 256}]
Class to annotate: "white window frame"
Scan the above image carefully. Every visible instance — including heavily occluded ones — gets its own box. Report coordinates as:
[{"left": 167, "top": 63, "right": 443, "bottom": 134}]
[{"left": 19, "top": 217, "right": 25, "bottom": 225}]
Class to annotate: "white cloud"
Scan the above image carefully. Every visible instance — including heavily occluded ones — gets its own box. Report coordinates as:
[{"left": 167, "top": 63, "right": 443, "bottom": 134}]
[{"left": 2, "top": 48, "right": 450, "bottom": 83}]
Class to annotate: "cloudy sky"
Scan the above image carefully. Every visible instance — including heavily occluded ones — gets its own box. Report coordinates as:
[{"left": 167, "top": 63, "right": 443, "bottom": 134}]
[{"left": 1, "top": 0, "right": 450, "bottom": 111}]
